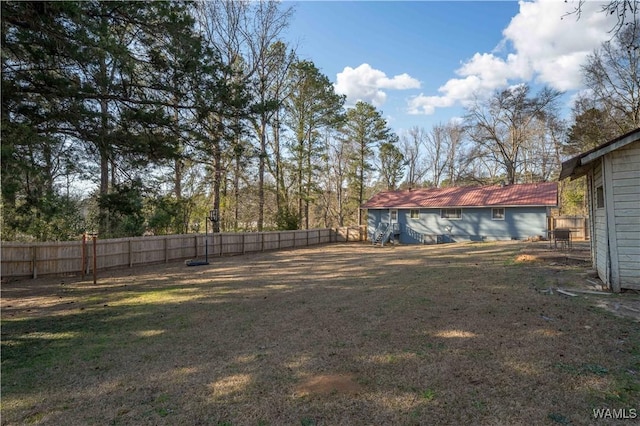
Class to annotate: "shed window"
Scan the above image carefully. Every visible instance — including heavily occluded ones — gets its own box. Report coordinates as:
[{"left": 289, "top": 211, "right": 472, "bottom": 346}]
[
  {"left": 441, "top": 208, "right": 462, "bottom": 220},
  {"left": 410, "top": 209, "right": 420, "bottom": 219},
  {"left": 492, "top": 208, "right": 505, "bottom": 220},
  {"left": 596, "top": 186, "right": 604, "bottom": 209}
]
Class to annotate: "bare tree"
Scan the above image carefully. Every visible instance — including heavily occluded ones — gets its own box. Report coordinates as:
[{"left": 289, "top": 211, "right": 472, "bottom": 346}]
[
  {"left": 520, "top": 117, "right": 565, "bottom": 182},
  {"left": 422, "top": 122, "right": 466, "bottom": 187},
  {"left": 424, "top": 124, "right": 449, "bottom": 187},
  {"left": 400, "top": 127, "right": 429, "bottom": 189},
  {"left": 313, "top": 129, "right": 371, "bottom": 228},
  {"left": 465, "top": 84, "right": 563, "bottom": 185},
  {"left": 582, "top": 20, "right": 640, "bottom": 132},
  {"left": 565, "top": 0, "right": 639, "bottom": 42},
  {"left": 195, "top": 0, "right": 293, "bottom": 231},
  {"left": 442, "top": 122, "right": 466, "bottom": 186}
]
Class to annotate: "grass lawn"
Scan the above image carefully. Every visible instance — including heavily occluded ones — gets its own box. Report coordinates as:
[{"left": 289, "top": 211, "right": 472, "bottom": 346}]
[{"left": 2, "top": 241, "right": 639, "bottom": 425}]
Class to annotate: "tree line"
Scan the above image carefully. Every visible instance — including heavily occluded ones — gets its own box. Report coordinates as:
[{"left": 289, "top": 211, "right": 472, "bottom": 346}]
[{"left": 2, "top": 1, "right": 638, "bottom": 241}]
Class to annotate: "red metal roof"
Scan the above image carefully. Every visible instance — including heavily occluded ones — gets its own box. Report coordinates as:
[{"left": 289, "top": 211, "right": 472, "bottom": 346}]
[{"left": 361, "top": 182, "right": 558, "bottom": 209}]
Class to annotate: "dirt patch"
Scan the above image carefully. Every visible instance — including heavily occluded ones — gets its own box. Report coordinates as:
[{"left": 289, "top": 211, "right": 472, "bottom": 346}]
[
  {"left": 514, "top": 253, "right": 541, "bottom": 263},
  {"left": 294, "top": 374, "right": 364, "bottom": 396},
  {"left": 516, "top": 241, "right": 640, "bottom": 321},
  {"left": 518, "top": 240, "right": 592, "bottom": 264},
  {"left": 595, "top": 298, "right": 640, "bottom": 321}
]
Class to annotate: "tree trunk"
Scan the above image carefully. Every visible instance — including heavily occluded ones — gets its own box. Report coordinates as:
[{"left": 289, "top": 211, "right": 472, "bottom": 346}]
[
  {"left": 358, "top": 149, "right": 365, "bottom": 226},
  {"left": 258, "top": 119, "right": 266, "bottom": 231},
  {"left": 212, "top": 135, "right": 222, "bottom": 233},
  {"left": 234, "top": 148, "right": 240, "bottom": 230}
]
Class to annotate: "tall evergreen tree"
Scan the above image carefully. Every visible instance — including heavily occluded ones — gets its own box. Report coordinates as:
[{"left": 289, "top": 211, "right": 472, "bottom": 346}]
[
  {"left": 340, "top": 101, "right": 392, "bottom": 225},
  {"left": 2, "top": 1, "right": 214, "bottom": 239},
  {"left": 284, "top": 60, "right": 345, "bottom": 229},
  {"left": 378, "top": 140, "right": 405, "bottom": 190}
]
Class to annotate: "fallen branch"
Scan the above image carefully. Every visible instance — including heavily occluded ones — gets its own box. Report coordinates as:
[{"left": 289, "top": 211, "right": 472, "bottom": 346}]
[
  {"left": 556, "top": 288, "right": 577, "bottom": 297},
  {"left": 619, "top": 305, "right": 640, "bottom": 314},
  {"left": 566, "top": 289, "right": 611, "bottom": 296}
]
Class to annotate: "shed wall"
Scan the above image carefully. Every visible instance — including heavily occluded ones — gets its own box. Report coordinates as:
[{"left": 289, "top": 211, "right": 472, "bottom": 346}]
[
  {"left": 591, "top": 161, "right": 609, "bottom": 286},
  {"left": 611, "top": 142, "right": 640, "bottom": 289}
]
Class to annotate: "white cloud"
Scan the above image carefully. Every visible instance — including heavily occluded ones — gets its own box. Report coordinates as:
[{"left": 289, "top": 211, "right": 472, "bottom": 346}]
[
  {"left": 335, "top": 63, "right": 420, "bottom": 107},
  {"left": 408, "top": 0, "right": 616, "bottom": 115}
]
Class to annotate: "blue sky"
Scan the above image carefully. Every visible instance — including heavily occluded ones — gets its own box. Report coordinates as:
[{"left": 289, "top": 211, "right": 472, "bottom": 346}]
[{"left": 283, "top": 0, "right": 620, "bottom": 136}]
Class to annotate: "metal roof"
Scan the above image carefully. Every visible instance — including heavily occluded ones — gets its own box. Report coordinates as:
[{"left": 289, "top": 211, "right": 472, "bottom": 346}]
[
  {"left": 560, "top": 128, "right": 640, "bottom": 180},
  {"left": 361, "top": 182, "right": 558, "bottom": 209}
]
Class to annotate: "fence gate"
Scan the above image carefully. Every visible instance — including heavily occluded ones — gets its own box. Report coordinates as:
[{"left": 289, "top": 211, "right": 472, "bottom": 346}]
[{"left": 549, "top": 216, "right": 589, "bottom": 240}]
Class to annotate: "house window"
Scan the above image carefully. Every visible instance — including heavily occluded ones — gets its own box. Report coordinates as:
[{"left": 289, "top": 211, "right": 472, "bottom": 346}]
[
  {"left": 492, "top": 208, "right": 505, "bottom": 220},
  {"left": 410, "top": 209, "right": 419, "bottom": 219},
  {"left": 390, "top": 209, "right": 398, "bottom": 222},
  {"left": 441, "top": 208, "right": 462, "bottom": 220},
  {"left": 596, "top": 186, "right": 604, "bottom": 209}
]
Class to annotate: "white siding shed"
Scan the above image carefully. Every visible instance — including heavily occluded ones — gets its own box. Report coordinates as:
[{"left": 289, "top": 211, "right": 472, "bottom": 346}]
[{"left": 560, "top": 129, "right": 640, "bottom": 292}]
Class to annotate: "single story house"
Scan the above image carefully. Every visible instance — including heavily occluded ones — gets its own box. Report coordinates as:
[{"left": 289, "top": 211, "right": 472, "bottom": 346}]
[
  {"left": 361, "top": 182, "right": 558, "bottom": 245},
  {"left": 559, "top": 128, "right": 640, "bottom": 292}
]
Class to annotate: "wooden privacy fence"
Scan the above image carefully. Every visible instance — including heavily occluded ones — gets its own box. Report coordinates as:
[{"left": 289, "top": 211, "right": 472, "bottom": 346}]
[
  {"left": 1, "top": 226, "right": 366, "bottom": 280},
  {"left": 549, "top": 216, "right": 589, "bottom": 240}
]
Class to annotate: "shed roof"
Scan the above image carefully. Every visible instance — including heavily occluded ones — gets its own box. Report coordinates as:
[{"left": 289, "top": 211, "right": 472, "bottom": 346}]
[
  {"left": 361, "top": 182, "right": 558, "bottom": 209},
  {"left": 560, "top": 127, "right": 640, "bottom": 180}
]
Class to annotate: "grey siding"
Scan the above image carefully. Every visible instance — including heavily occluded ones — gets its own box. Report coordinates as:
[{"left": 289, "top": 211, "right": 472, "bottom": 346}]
[
  {"left": 591, "top": 161, "right": 609, "bottom": 285},
  {"left": 367, "top": 207, "right": 549, "bottom": 244},
  {"left": 611, "top": 142, "right": 640, "bottom": 289}
]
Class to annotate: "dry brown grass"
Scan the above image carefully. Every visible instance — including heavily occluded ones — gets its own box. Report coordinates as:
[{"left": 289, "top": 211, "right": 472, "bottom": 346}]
[{"left": 2, "top": 241, "right": 639, "bottom": 425}]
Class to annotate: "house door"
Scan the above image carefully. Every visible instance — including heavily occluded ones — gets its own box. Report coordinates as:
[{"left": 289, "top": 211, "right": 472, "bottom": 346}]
[{"left": 389, "top": 209, "right": 398, "bottom": 225}]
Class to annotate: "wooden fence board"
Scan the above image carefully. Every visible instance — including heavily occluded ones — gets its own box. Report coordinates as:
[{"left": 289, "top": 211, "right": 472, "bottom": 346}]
[
  {"left": 1, "top": 227, "right": 362, "bottom": 279},
  {"left": 551, "top": 216, "right": 589, "bottom": 240}
]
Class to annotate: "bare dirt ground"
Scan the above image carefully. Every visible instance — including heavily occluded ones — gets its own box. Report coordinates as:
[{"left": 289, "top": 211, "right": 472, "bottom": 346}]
[{"left": 2, "top": 241, "right": 639, "bottom": 425}]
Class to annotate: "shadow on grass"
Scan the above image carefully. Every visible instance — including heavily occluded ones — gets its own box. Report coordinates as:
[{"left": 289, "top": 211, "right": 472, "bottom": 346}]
[{"left": 2, "top": 242, "right": 639, "bottom": 425}]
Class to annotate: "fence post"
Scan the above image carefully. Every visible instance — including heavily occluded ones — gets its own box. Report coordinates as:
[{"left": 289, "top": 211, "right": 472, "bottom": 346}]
[
  {"left": 129, "top": 239, "right": 133, "bottom": 268},
  {"left": 164, "top": 237, "right": 168, "bottom": 263},
  {"left": 92, "top": 234, "right": 97, "bottom": 285},
  {"left": 278, "top": 232, "right": 281, "bottom": 250},
  {"left": 584, "top": 218, "right": 588, "bottom": 241},
  {"left": 81, "top": 234, "right": 86, "bottom": 279},
  {"left": 31, "top": 245, "right": 37, "bottom": 279},
  {"left": 242, "top": 233, "right": 246, "bottom": 254}
]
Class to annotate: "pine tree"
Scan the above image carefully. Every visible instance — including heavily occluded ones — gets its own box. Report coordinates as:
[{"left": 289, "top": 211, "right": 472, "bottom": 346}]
[
  {"left": 284, "top": 60, "right": 345, "bottom": 229},
  {"left": 340, "top": 101, "right": 392, "bottom": 225},
  {"left": 2, "top": 1, "right": 214, "bottom": 239}
]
